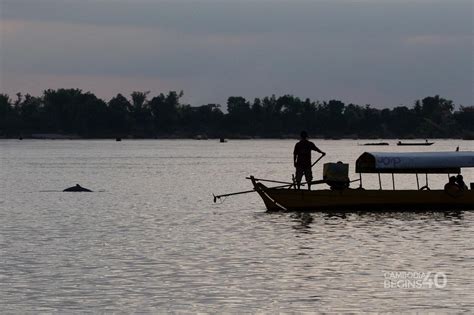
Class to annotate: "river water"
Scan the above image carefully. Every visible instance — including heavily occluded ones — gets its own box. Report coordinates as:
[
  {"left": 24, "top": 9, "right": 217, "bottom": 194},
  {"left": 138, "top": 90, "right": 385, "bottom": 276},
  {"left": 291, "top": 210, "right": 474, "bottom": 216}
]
[{"left": 1, "top": 139, "right": 473, "bottom": 312}]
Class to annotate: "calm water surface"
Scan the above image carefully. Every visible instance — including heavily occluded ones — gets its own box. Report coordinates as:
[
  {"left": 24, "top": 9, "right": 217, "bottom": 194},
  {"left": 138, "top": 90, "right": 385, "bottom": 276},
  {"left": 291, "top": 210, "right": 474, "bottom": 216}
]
[{"left": 1, "top": 139, "right": 473, "bottom": 312}]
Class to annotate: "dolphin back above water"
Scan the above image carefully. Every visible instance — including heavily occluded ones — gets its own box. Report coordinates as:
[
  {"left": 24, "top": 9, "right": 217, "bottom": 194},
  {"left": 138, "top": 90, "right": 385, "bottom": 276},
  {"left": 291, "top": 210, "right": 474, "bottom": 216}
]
[{"left": 63, "top": 184, "right": 93, "bottom": 192}]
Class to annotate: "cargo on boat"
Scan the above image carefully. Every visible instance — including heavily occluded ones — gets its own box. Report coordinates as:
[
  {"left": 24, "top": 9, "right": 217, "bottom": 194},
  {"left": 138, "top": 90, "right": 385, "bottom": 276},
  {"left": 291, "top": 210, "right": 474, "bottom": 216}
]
[{"left": 249, "top": 151, "right": 474, "bottom": 212}]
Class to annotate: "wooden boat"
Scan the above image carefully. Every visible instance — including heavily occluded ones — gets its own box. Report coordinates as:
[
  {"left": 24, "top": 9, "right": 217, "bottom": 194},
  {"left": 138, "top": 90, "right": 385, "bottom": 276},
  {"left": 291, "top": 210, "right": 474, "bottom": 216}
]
[
  {"left": 250, "top": 151, "right": 474, "bottom": 212},
  {"left": 397, "top": 141, "right": 434, "bottom": 146}
]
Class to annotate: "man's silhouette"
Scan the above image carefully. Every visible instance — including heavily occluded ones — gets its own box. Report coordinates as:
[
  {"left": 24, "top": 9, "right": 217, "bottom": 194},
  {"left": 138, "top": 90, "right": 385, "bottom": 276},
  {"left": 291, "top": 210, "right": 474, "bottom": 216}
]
[{"left": 293, "top": 131, "right": 325, "bottom": 190}]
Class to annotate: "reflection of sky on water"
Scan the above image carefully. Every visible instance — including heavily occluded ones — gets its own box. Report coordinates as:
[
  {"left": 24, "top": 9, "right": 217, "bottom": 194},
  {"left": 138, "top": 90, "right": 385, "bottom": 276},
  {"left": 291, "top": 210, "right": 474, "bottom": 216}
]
[{"left": 1, "top": 139, "right": 473, "bottom": 312}]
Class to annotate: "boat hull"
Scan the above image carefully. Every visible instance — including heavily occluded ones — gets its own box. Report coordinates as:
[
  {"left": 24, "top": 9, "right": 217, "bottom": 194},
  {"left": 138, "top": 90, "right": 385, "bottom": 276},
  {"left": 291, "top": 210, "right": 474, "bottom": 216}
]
[{"left": 252, "top": 182, "right": 474, "bottom": 212}]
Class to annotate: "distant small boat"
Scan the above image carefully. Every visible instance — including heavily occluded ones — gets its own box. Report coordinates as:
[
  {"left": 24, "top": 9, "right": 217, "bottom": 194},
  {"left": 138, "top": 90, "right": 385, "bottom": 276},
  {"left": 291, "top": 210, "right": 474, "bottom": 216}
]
[
  {"left": 397, "top": 141, "right": 434, "bottom": 146},
  {"left": 362, "top": 142, "right": 389, "bottom": 146},
  {"left": 220, "top": 138, "right": 227, "bottom": 143}
]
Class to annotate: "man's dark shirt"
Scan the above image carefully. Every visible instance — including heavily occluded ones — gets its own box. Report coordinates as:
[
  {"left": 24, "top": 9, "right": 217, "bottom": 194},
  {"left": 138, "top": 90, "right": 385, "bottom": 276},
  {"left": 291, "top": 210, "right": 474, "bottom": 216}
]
[{"left": 294, "top": 139, "right": 317, "bottom": 168}]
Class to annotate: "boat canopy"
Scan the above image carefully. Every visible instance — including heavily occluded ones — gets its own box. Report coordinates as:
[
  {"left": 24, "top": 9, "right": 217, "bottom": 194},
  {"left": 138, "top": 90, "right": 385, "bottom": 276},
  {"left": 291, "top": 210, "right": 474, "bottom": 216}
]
[{"left": 356, "top": 151, "right": 474, "bottom": 174}]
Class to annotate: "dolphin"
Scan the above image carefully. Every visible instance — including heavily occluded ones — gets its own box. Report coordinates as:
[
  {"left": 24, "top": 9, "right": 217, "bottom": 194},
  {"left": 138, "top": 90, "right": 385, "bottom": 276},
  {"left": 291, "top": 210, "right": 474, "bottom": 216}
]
[{"left": 63, "top": 184, "right": 93, "bottom": 192}]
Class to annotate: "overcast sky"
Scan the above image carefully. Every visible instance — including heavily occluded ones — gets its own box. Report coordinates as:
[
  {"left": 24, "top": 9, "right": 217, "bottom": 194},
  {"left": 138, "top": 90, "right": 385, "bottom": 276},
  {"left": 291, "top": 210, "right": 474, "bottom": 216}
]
[{"left": 0, "top": 0, "right": 472, "bottom": 108}]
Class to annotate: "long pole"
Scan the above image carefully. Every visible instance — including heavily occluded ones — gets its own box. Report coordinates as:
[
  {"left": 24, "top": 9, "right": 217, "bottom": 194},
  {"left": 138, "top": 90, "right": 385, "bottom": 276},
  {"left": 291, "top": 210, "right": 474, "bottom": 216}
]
[
  {"left": 244, "top": 177, "right": 300, "bottom": 185},
  {"left": 213, "top": 178, "right": 317, "bottom": 203},
  {"left": 311, "top": 153, "right": 326, "bottom": 167},
  {"left": 213, "top": 189, "right": 258, "bottom": 202},
  {"left": 213, "top": 182, "right": 298, "bottom": 202}
]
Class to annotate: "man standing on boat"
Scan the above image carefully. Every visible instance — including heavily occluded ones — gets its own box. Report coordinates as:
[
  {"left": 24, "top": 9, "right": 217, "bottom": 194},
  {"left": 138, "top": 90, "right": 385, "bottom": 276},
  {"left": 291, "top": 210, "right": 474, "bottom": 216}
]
[{"left": 293, "top": 131, "right": 325, "bottom": 190}]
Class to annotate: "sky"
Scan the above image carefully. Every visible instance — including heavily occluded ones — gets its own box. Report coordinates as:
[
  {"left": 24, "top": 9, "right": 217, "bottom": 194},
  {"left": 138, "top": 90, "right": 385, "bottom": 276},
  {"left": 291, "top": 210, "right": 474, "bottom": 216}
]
[{"left": 0, "top": 0, "right": 473, "bottom": 108}]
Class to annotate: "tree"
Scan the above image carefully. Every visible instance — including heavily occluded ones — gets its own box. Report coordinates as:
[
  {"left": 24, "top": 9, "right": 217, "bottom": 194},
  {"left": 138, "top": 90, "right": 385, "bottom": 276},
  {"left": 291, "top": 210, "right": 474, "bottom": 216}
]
[
  {"left": 128, "top": 91, "right": 151, "bottom": 136},
  {"left": 108, "top": 94, "right": 132, "bottom": 135},
  {"left": 417, "top": 95, "right": 455, "bottom": 137},
  {"left": 17, "top": 94, "right": 43, "bottom": 132},
  {"left": 226, "top": 96, "right": 251, "bottom": 134},
  {"left": 388, "top": 106, "right": 418, "bottom": 136},
  {"left": 454, "top": 106, "right": 474, "bottom": 135},
  {"left": 260, "top": 95, "right": 282, "bottom": 136},
  {"left": 0, "top": 91, "right": 466, "bottom": 139},
  {"left": 42, "top": 88, "right": 107, "bottom": 136},
  {"left": 0, "top": 94, "right": 14, "bottom": 134},
  {"left": 149, "top": 91, "right": 181, "bottom": 134}
]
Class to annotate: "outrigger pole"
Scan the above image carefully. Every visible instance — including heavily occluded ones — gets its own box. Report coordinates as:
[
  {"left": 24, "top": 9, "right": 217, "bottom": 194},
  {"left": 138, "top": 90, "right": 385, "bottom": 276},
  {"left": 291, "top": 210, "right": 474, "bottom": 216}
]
[
  {"left": 213, "top": 188, "right": 258, "bottom": 203},
  {"left": 213, "top": 180, "right": 299, "bottom": 203},
  {"left": 213, "top": 177, "right": 315, "bottom": 203}
]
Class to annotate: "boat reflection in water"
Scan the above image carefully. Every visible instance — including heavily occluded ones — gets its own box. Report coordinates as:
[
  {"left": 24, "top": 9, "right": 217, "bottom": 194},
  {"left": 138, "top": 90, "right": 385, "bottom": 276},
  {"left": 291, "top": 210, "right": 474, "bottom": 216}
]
[{"left": 250, "top": 151, "right": 474, "bottom": 212}]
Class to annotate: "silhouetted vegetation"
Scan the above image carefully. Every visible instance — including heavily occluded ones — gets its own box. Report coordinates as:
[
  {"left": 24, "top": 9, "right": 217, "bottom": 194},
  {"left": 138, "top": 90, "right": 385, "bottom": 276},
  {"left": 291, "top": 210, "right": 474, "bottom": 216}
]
[{"left": 0, "top": 89, "right": 472, "bottom": 139}]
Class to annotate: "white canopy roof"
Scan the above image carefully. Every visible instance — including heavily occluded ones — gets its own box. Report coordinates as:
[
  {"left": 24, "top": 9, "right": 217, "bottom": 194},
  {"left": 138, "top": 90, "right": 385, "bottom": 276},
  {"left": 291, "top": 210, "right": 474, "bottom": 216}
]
[{"left": 356, "top": 151, "right": 474, "bottom": 173}]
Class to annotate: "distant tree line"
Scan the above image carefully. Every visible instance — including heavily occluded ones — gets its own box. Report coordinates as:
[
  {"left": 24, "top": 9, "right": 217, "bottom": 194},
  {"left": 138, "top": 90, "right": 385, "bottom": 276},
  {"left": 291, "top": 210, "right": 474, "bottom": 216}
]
[{"left": 0, "top": 89, "right": 473, "bottom": 139}]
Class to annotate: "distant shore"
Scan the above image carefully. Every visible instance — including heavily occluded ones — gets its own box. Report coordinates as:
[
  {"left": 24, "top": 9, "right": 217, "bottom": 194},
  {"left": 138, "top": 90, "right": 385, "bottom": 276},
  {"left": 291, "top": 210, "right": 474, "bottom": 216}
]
[
  {"left": 1, "top": 90, "right": 473, "bottom": 140},
  {"left": 3, "top": 134, "right": 474, "bottom": 141}
]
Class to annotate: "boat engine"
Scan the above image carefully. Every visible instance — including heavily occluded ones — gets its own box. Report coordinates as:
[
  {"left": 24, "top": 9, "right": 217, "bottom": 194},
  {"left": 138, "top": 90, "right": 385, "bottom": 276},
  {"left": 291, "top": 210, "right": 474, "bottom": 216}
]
[{"left": 323, "top": 162, "right": 350, "bottom": 190}]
